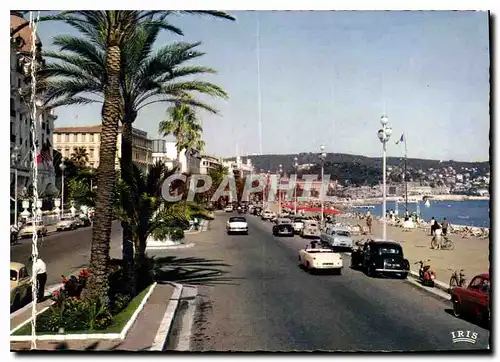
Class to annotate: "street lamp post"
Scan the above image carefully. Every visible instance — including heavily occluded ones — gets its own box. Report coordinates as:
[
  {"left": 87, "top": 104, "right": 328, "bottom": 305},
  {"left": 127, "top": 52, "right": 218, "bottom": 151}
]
[
  {"left": 278, "top": 164, "right": 283, "bottom": 215},
  {"left": 11, "top": 147, "right": 20, "bottom": 226},
  {"left": 60, "top": 159, "right": 66, "bottom": 218},
  {"left": 293, "top": 157, "right": 298, "bottom": 215},
  {"left": 319, "top": 145, "right": 327, "bottom": 226},
  {"left": 377, "top": 115, "right": 393, "bottom": 240}
]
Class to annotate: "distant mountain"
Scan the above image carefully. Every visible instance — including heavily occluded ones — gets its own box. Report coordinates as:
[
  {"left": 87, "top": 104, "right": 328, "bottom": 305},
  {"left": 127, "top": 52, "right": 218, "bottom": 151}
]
[{"left": 224, "top": 153, "right": 489, "bottom": 187}]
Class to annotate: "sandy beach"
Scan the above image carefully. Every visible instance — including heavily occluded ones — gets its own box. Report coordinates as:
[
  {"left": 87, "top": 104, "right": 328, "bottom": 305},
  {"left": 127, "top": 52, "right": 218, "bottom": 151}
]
[{"left": 342, "top": 215, "right": 490, "bottom": 284}]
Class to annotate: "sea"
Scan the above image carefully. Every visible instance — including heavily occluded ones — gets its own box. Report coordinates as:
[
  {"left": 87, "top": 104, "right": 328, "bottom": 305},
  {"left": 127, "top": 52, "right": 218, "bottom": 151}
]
[{"left": 351, "top": 200, "right": 490, "bottom": 228}]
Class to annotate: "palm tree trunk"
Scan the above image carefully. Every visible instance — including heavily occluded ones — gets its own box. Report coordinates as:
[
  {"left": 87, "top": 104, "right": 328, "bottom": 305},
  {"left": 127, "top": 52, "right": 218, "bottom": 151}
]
[
  {"left": 176, "top": 130, "right": 182, "bottom": 169},
  {"left": 120, "top": 121, "right": 136, "bottom": 295},
  {"left": 83, "top": 43, "right": 121, "bottom": 302}
]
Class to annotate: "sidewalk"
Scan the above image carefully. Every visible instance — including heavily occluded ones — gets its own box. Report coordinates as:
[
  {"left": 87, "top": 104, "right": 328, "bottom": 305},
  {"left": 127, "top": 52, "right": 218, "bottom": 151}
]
[
  {"left": 10, "top": 283, "right": 175, "bottom": 351},
  {"left": 345, "top": 216, "right": 490, "bottom": 287}
]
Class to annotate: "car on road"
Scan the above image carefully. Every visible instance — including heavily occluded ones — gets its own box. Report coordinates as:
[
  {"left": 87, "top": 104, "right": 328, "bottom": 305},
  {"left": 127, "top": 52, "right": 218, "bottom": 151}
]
[
  {"left": 226, "top": 216, "right": 248, "bottom": 235},
  {"left": 300, "top": 220, "right": 320, "bottom": 238},
  {"left": 299, "top": 243, "right": 343, "bottom": 274},
  {"left": 320, "top": 225, "right": 354, "bottom": 251},
  {"left": 56, "top": 216, "right": 79, "bottom": 231},
  {"left": 261, "top": 210, "right": 274, "bottom": 221},
  {"left": 350, "top": 239, "right": 409, "bottom": 279},
  {"left": 10, "top": 262, "right": 31, "bottom": 312},
  {"left": 272, "top": 223, "right": 294, "bottom": 237},
  {"left": 77, "top": 215, "right": 92, "bottom": 227},
  {"left": 275, "top": 217, "right": 292, "bottom": 225},
  {"left": 252, "top": 207, "right": 263, "bottom": 216},
  {"left": 19, "top": 220, "right": 48, "bottom": 238},
  {"left": 450, "top": 273, "right": 490, "bottom": 327},
  {"left": 224, "top": 205, "right": 234, "bottom": 213},
  {"left": 292, "top": 217, "right": 306, "bottom": 234}
]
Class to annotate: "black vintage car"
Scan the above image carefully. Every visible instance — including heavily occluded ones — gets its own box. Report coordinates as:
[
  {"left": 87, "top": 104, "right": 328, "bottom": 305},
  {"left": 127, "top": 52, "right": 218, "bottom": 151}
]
[
  {"left": 350, "top": 239, "right": 409, "bottom": 279},
  {"left": 252, "top": 207, "right": 262, "bottom": 216},
  {"left": 272, "top": 223, "right": 294, "bottom": 237}
]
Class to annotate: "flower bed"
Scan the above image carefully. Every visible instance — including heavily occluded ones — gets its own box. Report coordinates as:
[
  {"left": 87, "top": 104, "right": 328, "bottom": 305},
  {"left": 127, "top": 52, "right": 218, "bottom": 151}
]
[{"left": 12, "top": 265, "right": 150, "bottom": 337}]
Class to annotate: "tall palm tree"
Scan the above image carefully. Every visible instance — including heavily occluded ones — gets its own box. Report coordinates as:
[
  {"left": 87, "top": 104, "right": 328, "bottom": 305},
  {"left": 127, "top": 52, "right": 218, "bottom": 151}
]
[
  {"left": 70, "top": 146, "right": 89, "bottom": 168},
  {"left": 39, "top": 17, "right": 233, "bottom": 288},
  {"left": 42, "top": 11, "right": 203, "bottom": 301},
  {"left": 158, "top": 103, "right": 204, "bottom": 166}
]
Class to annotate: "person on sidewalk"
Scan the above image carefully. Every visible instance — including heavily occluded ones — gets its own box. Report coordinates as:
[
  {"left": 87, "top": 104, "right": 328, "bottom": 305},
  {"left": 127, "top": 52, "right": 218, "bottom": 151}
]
[
  {"left": 29, "top": 256, "right": 47, "bottom": 301},
  {"left": 441, "top": 217, "right": 449, "bottom": 236},
  {"left": 366, "top": 211, "right": 373, "bottom": 234},
  {"left": 430, "top": 216, "right": 436, "bottom": 236},
  {"left": 432, "top": 223, "right": 443, "bottom": 249}
]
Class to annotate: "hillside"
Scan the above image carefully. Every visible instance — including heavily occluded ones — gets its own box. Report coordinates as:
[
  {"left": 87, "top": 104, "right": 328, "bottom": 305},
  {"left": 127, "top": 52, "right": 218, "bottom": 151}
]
[{"left": 224, "top": 153, "right": 489, "bottom": 187}]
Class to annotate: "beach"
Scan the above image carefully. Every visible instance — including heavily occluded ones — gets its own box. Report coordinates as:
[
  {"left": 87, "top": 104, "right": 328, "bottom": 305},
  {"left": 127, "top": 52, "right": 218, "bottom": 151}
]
[{"left": 342, "top": 215, "right": 490, "bottom": 284}]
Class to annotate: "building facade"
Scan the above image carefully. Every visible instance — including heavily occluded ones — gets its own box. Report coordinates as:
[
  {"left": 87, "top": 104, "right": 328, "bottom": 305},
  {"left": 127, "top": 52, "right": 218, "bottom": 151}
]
[
  {"left": 200, "top": 155, "right": 223, "bottom": 174},
  {"left": 151, "top": 139, "right": 172, "bottom": 165},
  {"left": 163, "top": 141, "right": 202, "bottom": 174},
  {"left": 10, "top": 13, "right": 58, "bottom": 197},
  {"left": 53, "top": 125, "right": 153, "bottom": 171}
]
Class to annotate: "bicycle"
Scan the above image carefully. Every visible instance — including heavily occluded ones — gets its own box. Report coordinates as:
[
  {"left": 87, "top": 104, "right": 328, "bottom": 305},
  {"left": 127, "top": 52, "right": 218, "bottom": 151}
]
[
  {"left": 431, "top": 235, "right": 454, "bottom": 250},
  {"left": 449, "top": 269, "right": 467, "bottom": 289}
]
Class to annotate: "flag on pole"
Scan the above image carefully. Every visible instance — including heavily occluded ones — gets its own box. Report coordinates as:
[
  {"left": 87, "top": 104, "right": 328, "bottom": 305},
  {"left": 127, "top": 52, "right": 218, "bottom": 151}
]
[{"left": 395, "top": 133, "right": 405, "bottom": 145}]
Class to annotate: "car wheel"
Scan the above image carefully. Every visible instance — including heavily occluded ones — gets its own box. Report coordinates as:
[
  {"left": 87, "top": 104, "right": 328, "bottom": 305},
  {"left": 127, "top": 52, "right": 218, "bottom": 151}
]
[
  {"left": 367, "top": 265, "right": 374, "bottom": 277},
  {"left": 452, "top": 298, "right": 461, "bottom": 318},
  {"left": 400, "top": 273, "right": 408, "bottom": 279}
]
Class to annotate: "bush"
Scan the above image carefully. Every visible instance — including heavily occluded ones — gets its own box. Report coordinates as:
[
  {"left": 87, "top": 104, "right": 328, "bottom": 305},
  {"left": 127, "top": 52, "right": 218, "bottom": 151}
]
[{"left": 37, "top": 266, "right": 132, "bottom": 333}]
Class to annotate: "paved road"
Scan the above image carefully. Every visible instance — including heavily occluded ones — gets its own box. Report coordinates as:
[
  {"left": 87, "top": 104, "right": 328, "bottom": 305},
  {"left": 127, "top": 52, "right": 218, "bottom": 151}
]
[
  {"left": 152, "top": 213, "right": 490, "bottom": 352},
  {"left": 11, "top": 221, "right": 122, "bottom": 286}
]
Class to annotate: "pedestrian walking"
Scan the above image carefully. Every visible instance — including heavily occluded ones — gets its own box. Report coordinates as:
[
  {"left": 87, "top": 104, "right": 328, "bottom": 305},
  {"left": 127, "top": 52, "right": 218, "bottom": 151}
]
[
  {"left": 430, "top": 216, "right": 436, "bottom": 236},
  {"left": 30, "top": 256, "right": 47, "bottom": 301},
  {"left": 432, "top": 222, "right": 443, "bottom": 249},
  {"left": 441, "top": 217, "right": 449, "bottom": 236},
  {"left": 366, "top": 211, "right": 373, "bottom": 234}
]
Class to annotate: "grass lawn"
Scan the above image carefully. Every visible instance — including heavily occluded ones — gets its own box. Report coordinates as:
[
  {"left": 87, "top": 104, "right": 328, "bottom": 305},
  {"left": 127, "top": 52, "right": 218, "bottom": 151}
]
[{"left": 12, "top": 285, "right": 152, "bottom": 336}]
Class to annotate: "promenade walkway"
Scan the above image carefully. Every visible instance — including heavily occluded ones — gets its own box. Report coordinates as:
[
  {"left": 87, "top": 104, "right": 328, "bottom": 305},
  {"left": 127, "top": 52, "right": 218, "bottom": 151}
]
[
  {"left": 346, "top": 216, "right": 490, "bottom": 286},
  {"left": 10, "top": 283, "right": 175, "bottom": 351}
]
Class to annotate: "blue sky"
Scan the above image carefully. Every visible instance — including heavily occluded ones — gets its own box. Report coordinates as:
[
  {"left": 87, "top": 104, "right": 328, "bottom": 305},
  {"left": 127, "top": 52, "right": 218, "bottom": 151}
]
[{"left": 36, "top": 11, "right": 490, "bottom": 161}]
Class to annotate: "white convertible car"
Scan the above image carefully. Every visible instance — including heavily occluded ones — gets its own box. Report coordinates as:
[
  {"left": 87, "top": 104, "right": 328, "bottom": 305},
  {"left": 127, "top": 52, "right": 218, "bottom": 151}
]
[
  {"left": 226, "top": 216, "right": 248, "bottom": 235},
  {"left": 298, "top": 244, "right": 343, "bottom": 274}
]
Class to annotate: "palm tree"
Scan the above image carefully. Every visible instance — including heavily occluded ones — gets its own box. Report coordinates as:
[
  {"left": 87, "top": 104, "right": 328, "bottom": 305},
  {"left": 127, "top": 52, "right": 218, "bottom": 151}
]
[
  {"left": 158, "top": 103, "right": 205, "bottom": 167},
  {"left": 70, "top": 146, "right": 89, "bottom": 168},
  {"left": 208, "top": 164, "right": 229, "bottom": 208},
  {"left": 42, "top": 11, "right": 203, "bottom": 302},
  {"left": 38, "top": 16, "right": 234, "bottom": 291},
  {"left": 113, "top": 162, "right": 205, "bottom": 292}
]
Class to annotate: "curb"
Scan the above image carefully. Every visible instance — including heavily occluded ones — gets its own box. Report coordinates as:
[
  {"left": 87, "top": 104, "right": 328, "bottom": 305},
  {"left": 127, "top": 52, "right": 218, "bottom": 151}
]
[
  {"left": 10, "top": 283, "right": 63, "bottom": 319},
  {"left": 407, "top": 270, "right": 451, "bottom": 301},
  {"left": 146, "top": 243, "right": 196, "bottom": 251},
  {"left": 10, "top": 283, "right": 157, "bottom": 341},
  {"left": 149, "top": 282, "right": 184, "bottom": 351}
]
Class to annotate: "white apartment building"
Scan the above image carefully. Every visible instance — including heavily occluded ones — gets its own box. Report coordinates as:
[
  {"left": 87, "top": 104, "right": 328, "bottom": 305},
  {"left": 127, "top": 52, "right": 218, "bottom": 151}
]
[
  {"left": 200, "top": 155, "right": 223, "bottom": 174},
  {"left": 10, "top": 13, "right": 58, "bottom": 197},
  {"left": 223, "top": 156, "right": 255, "bottom": 178},
  {"left": 164, "top": 141, "right": 202, "bottom": 174}
]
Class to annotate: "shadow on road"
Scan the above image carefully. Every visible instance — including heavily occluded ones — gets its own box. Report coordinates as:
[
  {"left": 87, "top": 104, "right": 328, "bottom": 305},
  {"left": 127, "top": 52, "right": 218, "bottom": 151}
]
[
  {"left": 14, "top": 341, "right": 151, "bottom": 351},
  {"left": 151, "top": 256, "right": 242, "bottom": 286}
]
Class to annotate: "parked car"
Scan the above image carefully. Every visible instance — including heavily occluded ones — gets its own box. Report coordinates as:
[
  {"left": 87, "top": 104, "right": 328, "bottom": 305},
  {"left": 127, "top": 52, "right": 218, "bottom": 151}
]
[
  {"left": 275, "top": 217, "right": 292, "bottom": 225},
  {"left": 300, "top": 220, "right": 320, "bottom": 238},
  {"left": 261, "top": 210, "right": 274, "bottom": 220},
  {"left": 252, "top": 207, "right": 263, "bottom": 216},
  {"left": 272, "top": 223, "right": 294, "bottom": 237},
  {"left": 350, "top": 239, "right": 409, "bottom": 279},
  {"left": 19, "top": 220, "right": 48, "bottom": 238},
  {"left": 226, "top": 216, "right": 248, "bottom": 235},
  {"left": 320, "top": 225, "right": 354, "bottom": 251},
  {"left": 77, "top": 215, "right": 92, "bottom": 227},
  {"left": 224, "top": 205, "right": 234, "bottom": 213},
  {"left": 299, "top": 243, "right": 343, "bottom": 274},
  {"left": 292, "top": 217, "right": 306, "bottom": 234},
  {"left": 10, "top": 262, "right": 31, "bottom": 312},
  {"left": 56, "top": 216, "right": 79, "bottom": 231},
  {"left": 450, "top": 273, "right": 490, "bottom": 327}
]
